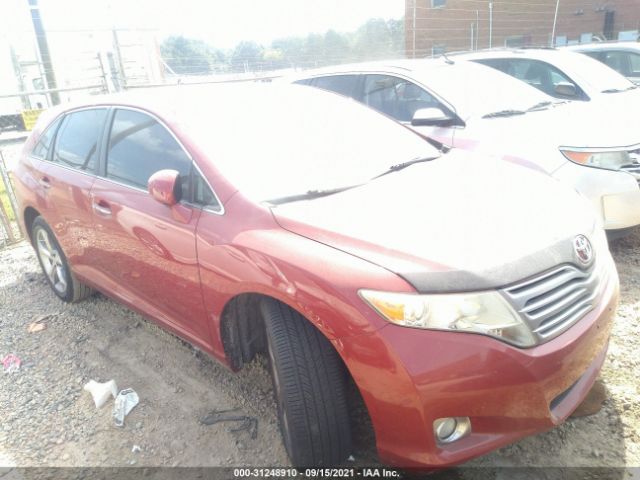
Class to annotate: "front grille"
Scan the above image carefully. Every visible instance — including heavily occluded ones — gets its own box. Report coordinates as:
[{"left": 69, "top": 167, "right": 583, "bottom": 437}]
[
  {"left": 501, "top": 259, "right": 609, "bottom": 343},
  {"left": 622, "top": 147, "right": 640, "bottom": 183}
]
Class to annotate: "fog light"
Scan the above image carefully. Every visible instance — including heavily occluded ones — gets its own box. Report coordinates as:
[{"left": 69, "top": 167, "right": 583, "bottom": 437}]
[{"left": 433, "top": 417, "right": 471, "bottom": 444}]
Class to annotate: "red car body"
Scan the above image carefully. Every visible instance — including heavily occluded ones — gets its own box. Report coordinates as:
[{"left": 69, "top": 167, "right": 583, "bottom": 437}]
[{"left": 13, "top": 84, "right": 618, "bottom": 468}]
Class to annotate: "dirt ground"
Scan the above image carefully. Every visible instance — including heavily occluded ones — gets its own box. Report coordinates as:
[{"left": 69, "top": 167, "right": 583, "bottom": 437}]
[{"left": 0, "top": 141, "right": 639, "bottom": 476}]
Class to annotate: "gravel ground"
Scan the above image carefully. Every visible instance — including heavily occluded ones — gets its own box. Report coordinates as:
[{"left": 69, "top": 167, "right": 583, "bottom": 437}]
[{"left": 0, "top": 142, "right": 639, "bottom": 475}]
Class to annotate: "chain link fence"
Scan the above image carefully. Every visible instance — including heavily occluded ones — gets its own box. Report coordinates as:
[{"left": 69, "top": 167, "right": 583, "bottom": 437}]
[{"left": 0, "top": 146, "right": 23, "bottom": 248}]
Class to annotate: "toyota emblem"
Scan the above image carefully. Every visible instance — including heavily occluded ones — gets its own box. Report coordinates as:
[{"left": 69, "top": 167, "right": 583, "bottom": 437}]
[{"left": 573, "top": 235, "right": 594, "bottom": 265}]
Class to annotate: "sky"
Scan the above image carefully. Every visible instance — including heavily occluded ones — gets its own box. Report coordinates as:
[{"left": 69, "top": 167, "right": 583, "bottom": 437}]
[{"left": 35, "top": 0, "right": 405, "bottom": 49}]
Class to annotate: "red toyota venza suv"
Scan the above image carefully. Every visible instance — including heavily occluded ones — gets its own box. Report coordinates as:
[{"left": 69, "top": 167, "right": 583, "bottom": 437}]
[{"left": 13, "top": 83, "right": 618, "bottom": 468}]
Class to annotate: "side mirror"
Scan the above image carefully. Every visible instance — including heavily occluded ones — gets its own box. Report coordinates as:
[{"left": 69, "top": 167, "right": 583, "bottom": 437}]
[
  {"left": 148, "top": 169, "right": 181, "bottom": 206},
  {"left": 411, "top": 107, "right": 454, "bottom": 127},
  {"left": 554, "top": 82, "right": 577, "bottom": 97}
]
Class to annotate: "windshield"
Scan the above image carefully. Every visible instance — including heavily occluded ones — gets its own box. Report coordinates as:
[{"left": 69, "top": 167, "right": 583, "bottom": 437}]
[
  {"left": 556, "top": 51, "right": 635, "bottom": 93},
  {"left": 180, "top": 84, "right": 439, "bottom": 203},
  {"left": 411, "top": 60, "right": 557, "bottom": 118}
]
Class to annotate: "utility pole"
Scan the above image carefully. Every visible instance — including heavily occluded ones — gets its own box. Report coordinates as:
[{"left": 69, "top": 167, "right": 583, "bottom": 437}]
[
  {"left": 551, "top": 0, "right": 561, "bottom": 47},
  {"left": 470, "top": 23, "right": 475, "bottom": 51},
  {"left": 27, "top": 0, "right": 59, "bottom": 105},
  {"left": 412, "top": 0, "right": 417, "bottom": 58},
  {"left": 475, "top": 10, "right": 480, "bottom": 50},
  {"left": 112, "top": 29, "right": 127, "bottom": 90},
  {"left": 488, "top": 1, "right": 493, "bottom": 48}
]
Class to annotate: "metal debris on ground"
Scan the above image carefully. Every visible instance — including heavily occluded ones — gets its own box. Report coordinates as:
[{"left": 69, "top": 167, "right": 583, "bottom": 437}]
[
  {"left": 200, "top": 409, "right": 258, "bottom": 439},
  {"left": 131, "top": 444, "right": 142, "bottom": 453},
  {"left": 83, "top": 379, "right": 119, "bottom": 409},
  {"left": 113, "top": 388, "right": 139, "bottom": 427},
  {"left": 2, "top": 353, "right": 21, "bottom": 373}
]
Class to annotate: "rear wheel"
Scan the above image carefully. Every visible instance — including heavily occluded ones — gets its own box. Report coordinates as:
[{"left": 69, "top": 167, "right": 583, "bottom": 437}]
[
  {"left": 260, "top": 298, "right": 352, "bottom": 466},
  {"left": 32, "top": 217, "right": 93, "bottom": 302}
]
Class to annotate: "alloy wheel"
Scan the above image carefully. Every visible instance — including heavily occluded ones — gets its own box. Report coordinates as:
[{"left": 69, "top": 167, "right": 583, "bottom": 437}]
[{"left": 35, "top": 227, "right": 68, "bottom": 295}]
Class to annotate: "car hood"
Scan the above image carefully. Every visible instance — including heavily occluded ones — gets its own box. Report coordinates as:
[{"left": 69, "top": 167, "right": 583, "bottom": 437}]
[
  {"left": 271, "top": 150, "right": 598, "bottom": 293},
  {"left": 462, "top": 101, "right": 640, "bottom": 172}
]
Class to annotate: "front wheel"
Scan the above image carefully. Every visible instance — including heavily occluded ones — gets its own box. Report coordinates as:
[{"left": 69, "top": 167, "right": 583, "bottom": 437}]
[
  {"left": 261, "top": 298, "right": 352, "bottom": 466},
  {"left": 32, "top": 217, "right": 93, "bottom": 303}
]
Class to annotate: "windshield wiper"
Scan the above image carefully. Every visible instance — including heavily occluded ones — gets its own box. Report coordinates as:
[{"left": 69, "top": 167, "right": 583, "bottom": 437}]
[
  {"left": 527, "top": 101, "right": 553, "bottom": 111},
  {"left": 266, "top": 186, "right": 356, "bottom": 205},
  {"left": 482, "top": 109, "right": 526, "bottom": 119},
  {"left": 602, "top": 85, "right": 638, "bottom": 94},
  {"left": 373, "top": 156, "right": 439, "bottom": 178},
  {"left": 266, "top": 156, "right": 440, "bottom": 205}
]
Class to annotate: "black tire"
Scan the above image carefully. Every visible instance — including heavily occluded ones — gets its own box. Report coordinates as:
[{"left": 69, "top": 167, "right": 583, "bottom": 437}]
[
  {"left": 31, "top": 217, "right": 93, "bottom": 303},
  {"left": 260, "top": 298, "right": 352, "bottom": 466}
]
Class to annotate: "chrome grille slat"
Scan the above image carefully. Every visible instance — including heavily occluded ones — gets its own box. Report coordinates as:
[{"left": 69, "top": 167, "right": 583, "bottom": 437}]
[
  {"left": 525, "top": 287, "right": 588, "bottom": 320},
  {"left": 533, "top": 293, "right": 593, "bottom": 334},
  {"left": 507, "top": 267, "right": 580, "bottom": 300},
  {"left": 501, "top": 258, "right": 609, "bottom": 344}
]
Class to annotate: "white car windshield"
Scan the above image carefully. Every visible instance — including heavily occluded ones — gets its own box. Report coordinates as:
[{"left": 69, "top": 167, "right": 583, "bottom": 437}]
[
  {"left": 557, "top": 52, "right": 636, "bottom": 93},
  {"left": 410, "top": 60, "right": 559, "bottom": 118},
  {"left": 176, "top": 84, "right": 440, "bottom": 203}
]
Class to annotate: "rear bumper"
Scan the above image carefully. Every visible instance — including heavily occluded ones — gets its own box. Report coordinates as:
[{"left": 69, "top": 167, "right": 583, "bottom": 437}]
[{"left": 338, "top": 267, "right": 618, "bottom": 468}]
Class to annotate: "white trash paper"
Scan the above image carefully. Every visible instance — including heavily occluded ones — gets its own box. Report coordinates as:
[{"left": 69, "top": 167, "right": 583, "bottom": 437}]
[
  {"left": 83, "top": 380, "right": 118, "bottom": 409},
  {"left": 113, "top": 388, "right": 139, "bottom": 427}
]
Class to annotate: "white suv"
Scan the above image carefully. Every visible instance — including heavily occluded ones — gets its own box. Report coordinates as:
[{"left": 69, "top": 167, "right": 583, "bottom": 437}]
[{"left": 289, "top": 59, "right": 640, "bottom": 235}]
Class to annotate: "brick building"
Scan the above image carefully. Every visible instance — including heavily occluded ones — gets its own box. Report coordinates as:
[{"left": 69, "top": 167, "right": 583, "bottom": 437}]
[{"left": 405, "top": 0, "right": 640, "bottom": 57}]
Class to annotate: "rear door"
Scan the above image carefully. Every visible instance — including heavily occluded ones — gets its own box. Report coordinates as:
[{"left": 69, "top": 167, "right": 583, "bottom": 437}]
[
  {"left": 87, "top": 107, "right": 210, "bottom": 344},
  {"left": 45, "top": 108, "right": 108, "bottom": 268}
]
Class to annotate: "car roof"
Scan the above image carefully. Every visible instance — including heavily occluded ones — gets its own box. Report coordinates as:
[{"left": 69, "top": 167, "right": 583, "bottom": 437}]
[
  {"left": 286, "top": 57, "right": 472, "bottom": 78},
  {"left": 452, "top": 47, "right": 587, "bottom": 63},
  {"left": 565, "top": 41, "right": 640, "bottom": 52}
]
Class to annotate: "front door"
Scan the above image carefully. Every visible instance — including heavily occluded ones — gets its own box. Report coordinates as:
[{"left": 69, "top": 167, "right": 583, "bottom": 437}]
[{"left": 87, "top": 107, "right": 210, "bottom": 344}]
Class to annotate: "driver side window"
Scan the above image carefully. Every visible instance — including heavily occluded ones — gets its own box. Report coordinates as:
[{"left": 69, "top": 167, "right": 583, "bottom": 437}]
[{"left": 106, "top": 109, "right": 191, "bottom": 193}]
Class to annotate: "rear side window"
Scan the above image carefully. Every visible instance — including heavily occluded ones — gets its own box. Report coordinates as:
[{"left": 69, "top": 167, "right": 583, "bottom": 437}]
[
  {"left": 106, "top": 109, "right": 191, "bottom": 190},
  {"left": 52, "top": 109, "right": 107, "bottom": 171},
  {"left": 31, "top": 116, "right": 63, "bottom": 159},
  {"left": 312, "top": 75, "right": 359, "bottom": 97}
]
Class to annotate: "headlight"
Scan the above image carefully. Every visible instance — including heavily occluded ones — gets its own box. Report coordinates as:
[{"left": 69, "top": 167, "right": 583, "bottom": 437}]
[
  {"left": 360, "top": 290, "right": 536, "bottom": 347},
  {"left": 561, "top": 149, "right": 631, "bottom": 170}
]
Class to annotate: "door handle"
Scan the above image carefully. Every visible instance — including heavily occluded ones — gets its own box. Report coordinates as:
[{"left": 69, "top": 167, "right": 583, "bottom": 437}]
[
  {"left": 93, "top": 200, "right": 112, "bottom": 217},
  {"left": 39, "top": 177, "right": 51, "bottom": 189}
]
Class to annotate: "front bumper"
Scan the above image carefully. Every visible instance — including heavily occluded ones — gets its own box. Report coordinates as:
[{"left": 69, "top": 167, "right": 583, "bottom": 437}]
[
  {"left": 337, "top": 264, "right": 618, "bottom": 468},
  {"left": 552, "top": 160, "right": 640, "bottom": 230}
]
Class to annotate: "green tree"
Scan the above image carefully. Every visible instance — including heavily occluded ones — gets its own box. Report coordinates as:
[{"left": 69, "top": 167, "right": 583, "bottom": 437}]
[
  {"left": 231, "top": 41, "right": 264, "bottom": 72},
  {"left": 161, "top": 36, "right": 208, "bottom": 75}
]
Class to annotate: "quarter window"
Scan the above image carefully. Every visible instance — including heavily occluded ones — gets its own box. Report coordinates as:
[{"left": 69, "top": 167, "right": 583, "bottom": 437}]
[
  {"left": 312, "top": 75, "right": 359, "bottom": 97},
  {"left": 52, "top": 109, "right": 107, "bottom": 171},
  {"left": 192, "top": 170, "right": 220, "bottom": 210},
  {"left": 106, "top": 109, "right": 191, "bottom": 190},
  {"left": 32, "top": 116, "right": 62, "bottom": 159}
]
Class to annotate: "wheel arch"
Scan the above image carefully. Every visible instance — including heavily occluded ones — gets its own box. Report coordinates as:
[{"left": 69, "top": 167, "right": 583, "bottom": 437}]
[
  {"left": 218, "top": 290, "right": 375, "bottom": 456},
  {"left": 23, "top": 206, "right": 41, "bottom": 243}
]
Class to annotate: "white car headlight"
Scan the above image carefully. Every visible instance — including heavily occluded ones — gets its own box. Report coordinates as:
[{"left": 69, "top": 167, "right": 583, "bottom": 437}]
[
  {"left": 360, "top": 290, "right": 536, "bottom": 347},
  {"left": 560, "top": 149, "right": 631, "bottom": 170}
]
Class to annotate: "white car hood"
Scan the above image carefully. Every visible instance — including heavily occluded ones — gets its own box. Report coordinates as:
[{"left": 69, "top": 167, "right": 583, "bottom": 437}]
[
  {"left": 455, "top": 100, "right": 640, "bottom": 173},
  {"left": 272, "top": 150, "right": 598, "bottom": 292}
]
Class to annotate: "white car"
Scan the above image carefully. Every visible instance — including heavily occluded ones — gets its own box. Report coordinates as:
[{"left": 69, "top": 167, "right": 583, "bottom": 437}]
[
  {"left": 566, "top": 42, "right": 640, "bottom": 85},
  {"left": 289, "top": 59, "right": 640, "bottom": 235},
  {"left": 453, "top": 48, "right": 638, "bottom": 102}
]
